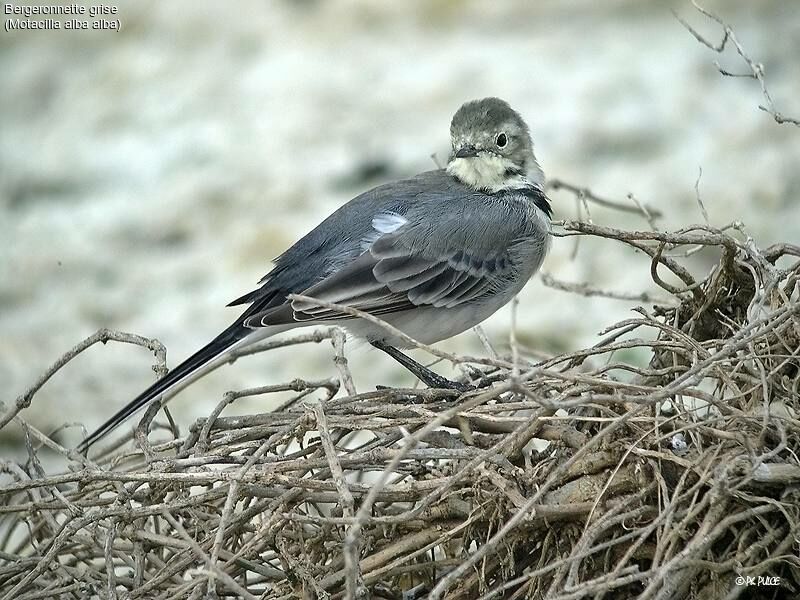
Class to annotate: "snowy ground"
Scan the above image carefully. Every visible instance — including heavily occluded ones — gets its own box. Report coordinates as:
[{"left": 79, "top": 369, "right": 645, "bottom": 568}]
[{"left": 1, "top": 0, "right": 798, "bottom": 452}]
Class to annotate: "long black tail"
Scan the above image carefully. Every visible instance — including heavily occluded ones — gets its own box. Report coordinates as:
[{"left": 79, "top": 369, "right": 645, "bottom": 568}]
[{"left": 77, "top": 322, "right": 248, "bottom": 452}]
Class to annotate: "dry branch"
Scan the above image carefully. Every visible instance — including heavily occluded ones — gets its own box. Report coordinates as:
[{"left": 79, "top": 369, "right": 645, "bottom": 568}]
[{"left": 677, "top": 1, "right": 799, "bottom": 127}]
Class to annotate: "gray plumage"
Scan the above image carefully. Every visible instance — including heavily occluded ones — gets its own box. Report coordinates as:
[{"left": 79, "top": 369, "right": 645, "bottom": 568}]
[
  {"left": 78, "top": 97, "right": 552, "bottom": 451},
  {"left": 242, "top": 170, "right": 550, "bottom": 345}
]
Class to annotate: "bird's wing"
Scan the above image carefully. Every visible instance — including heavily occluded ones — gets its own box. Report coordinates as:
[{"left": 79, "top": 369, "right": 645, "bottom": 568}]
[
  {"left": 239, "top": 173, "right": 549, "bottom": 328},
  {"left": 244, "top": 218, "right": 520, "bottom": 327}
]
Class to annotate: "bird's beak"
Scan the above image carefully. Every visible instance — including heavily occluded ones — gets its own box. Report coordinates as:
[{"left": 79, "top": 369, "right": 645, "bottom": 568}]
[{"left": 454, "top": 145, "right": 478, "bottom": 159}]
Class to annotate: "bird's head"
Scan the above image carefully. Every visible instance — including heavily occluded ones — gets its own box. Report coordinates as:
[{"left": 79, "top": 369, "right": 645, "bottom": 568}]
[{"left": 447, "top": 97, "right": 544, "bottom": 193}]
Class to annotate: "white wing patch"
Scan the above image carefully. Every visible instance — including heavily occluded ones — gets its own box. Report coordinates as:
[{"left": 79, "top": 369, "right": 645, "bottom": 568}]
[
  {"left": 372, "top": 212, "right": 408, "bottom": 233},
  {"left": 361, "top": 212, "right": 408, "bottom": 251}
]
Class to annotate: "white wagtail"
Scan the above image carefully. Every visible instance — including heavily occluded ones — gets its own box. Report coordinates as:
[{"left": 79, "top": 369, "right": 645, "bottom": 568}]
[{"left": 79, "top": 97, "right": 552, "bottom": 451}]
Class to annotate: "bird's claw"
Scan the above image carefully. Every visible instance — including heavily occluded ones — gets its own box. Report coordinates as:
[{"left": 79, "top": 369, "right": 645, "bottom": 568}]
[{"left": 421, "top": 374, "right": 475, "bottom": 393}]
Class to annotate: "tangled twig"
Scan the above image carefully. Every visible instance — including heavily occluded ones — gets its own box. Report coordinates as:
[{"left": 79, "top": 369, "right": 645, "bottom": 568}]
[{"left": 2, "top": 206, "right": 799, "bottom": 599}]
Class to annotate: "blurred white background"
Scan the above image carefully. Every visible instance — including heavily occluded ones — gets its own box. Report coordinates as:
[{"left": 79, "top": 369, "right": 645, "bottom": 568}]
[{"left": 1, "top": 0, "right": 798, "bottom": 451}]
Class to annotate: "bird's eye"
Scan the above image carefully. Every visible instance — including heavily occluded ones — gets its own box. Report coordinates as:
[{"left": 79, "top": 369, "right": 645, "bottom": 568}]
[{"left": 495, "top": 132, "right": 508, "bottom": 148}]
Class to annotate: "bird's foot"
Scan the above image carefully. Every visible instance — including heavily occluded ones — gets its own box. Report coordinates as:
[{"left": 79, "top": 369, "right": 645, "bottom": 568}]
[
  {"left": 369, "top": 340, "right": 478, "bottom": 393},
  {"left": 417, "top": 371, "right": 475, "bottom": 393},
  {"left": 374, "top": 379, "right": 473, "bottom": 392}
]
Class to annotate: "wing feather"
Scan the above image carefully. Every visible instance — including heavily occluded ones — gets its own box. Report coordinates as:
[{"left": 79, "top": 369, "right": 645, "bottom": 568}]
[{"left": 245, "top": 236, "right": 514, "bottom": 327}]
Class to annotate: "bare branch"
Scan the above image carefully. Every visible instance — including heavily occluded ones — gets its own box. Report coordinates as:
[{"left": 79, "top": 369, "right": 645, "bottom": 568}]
[{"left": 676, "top": 1, "right": 800, "bottom": 126}]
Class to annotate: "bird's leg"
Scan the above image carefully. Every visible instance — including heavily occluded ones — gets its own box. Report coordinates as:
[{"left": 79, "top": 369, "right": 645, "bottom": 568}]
[{"left": 370, "top": 340, "right": 474, "bottom": 392}]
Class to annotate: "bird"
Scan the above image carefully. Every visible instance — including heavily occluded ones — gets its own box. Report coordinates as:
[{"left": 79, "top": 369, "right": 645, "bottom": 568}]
[{"left": 78, "top": 97, "right": 552, "bottom": 452}]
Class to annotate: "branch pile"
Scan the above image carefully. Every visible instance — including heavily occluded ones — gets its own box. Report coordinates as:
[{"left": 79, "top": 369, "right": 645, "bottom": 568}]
[{"left": 2, "top": 219, "right": 799, "bottom": 600}]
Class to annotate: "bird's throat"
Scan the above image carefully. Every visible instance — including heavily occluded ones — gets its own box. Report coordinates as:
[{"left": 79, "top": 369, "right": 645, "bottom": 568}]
[{"left": 447, "top": 153, "right": 537, "bottom": 193}]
